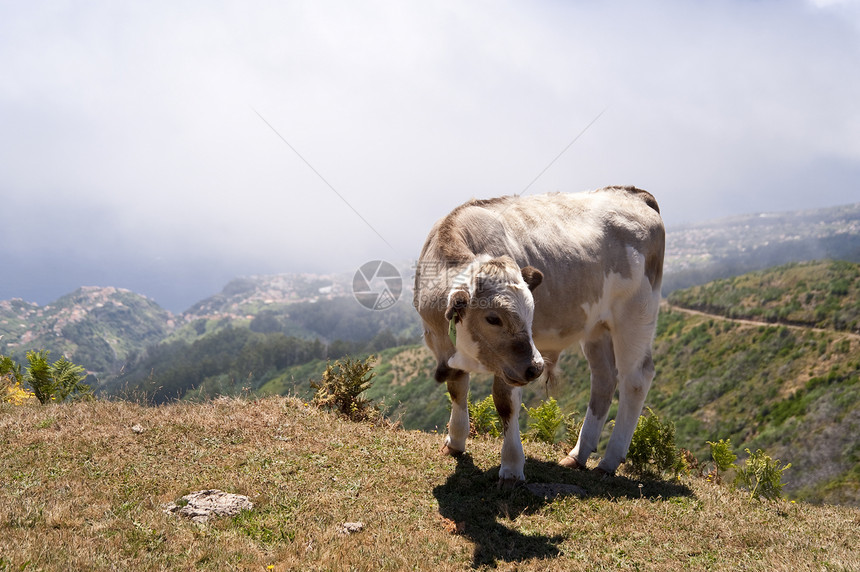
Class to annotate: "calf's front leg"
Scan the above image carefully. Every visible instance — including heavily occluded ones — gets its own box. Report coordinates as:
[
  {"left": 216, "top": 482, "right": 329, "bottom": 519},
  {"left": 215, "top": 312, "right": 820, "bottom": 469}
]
[
  {"left": 493, "top": 376, "right": 525, "bottom": 487},
  {"left": 442, "top": 371, "right": 470, "bottom": 456}
]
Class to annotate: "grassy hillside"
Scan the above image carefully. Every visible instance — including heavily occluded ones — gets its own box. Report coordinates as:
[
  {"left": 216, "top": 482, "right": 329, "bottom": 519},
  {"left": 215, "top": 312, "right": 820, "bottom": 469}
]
[
  {"left": 2, "top": 398, "right": 858, "bottom": 571},
  {"left": 667, "top": 260, "right": 860, "bottom": 332},
  {"left": 647, "top": 306, "right": 859, "bottom": 505},
  {"left": 356, "top": 261, "right": 860, "bottom": 506}
]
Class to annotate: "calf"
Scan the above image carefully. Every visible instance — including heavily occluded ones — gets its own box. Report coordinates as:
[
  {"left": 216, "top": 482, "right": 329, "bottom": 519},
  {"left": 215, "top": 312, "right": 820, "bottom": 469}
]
[{"left": 413, "top": 187, "right": 665, "bottom": 486}]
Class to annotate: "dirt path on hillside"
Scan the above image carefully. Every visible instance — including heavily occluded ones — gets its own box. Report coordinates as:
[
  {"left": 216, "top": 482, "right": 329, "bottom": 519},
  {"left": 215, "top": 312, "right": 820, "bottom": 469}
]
[{"left": 663, "top": 302, "right": 860, "bottom": 340}]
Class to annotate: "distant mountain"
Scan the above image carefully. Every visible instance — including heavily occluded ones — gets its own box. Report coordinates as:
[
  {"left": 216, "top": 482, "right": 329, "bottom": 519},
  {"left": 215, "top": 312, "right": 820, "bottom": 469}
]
[
  {"left": 0, "top": 287, "right": 174, "bottom": 375},
  {"left": 1, "top": 268, "right": 419, "bottom": 381},
  {"left": 183, "top": 273, "right": 350, "bottom": 320},
  {"left": 169, "top": 269, "right": 419, "bottom": 345},
  {"left": 663, "top": 202, "right": 860, "bottom": 293},
  {"left": 97, "top": 267, "right": 421, "bottom": 402}
]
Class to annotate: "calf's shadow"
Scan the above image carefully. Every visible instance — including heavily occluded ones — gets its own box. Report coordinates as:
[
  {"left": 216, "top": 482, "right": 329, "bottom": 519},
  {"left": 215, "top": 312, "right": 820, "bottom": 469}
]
[{"left": 432, "top": 453, "right": 692, "bottom": 568}]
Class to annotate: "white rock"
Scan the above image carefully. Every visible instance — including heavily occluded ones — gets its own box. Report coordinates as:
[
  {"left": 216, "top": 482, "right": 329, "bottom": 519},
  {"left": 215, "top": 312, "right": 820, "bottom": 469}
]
[
  {"left": 340, "top": 521, "right": 364, "bottom": 535},
  {"left": 164, "top": 489, "right": 253, "bottom": 524}
]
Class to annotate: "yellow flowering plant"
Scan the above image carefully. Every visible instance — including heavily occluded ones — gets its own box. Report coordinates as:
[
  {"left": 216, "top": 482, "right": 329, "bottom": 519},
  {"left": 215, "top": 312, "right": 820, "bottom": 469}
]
[
  {"left": 1, "top": 352, "right": 91, "bottom": 405},
  {"left": 1, "top": 355, "right": 36, "bottom": 404}
]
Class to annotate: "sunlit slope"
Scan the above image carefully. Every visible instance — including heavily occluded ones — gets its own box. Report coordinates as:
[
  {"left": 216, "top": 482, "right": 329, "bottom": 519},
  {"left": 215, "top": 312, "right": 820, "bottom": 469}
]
[{"left": 368, "top": 261, "right": 860, "bottom": 505}]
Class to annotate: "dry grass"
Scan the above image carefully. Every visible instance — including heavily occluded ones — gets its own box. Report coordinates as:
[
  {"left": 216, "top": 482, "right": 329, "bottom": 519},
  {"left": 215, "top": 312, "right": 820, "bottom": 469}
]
[{"left": 2, "top": 397, "right": 859, "bottom": 571}]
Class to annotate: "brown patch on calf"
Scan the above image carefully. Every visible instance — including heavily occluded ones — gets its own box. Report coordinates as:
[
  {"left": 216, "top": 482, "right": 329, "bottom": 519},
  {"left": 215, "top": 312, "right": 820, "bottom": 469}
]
[
  {"left": 434, "top": 362, "right": 462, "bottom": 383},
  {"left": 606, "top": 185, "right": 661, "bottom": 214},
  {"left": 446, "top": 378, "right": 465, "bottom": 403},
  {"left": 521, "top": 266, "right": 543, "bottom": 291},
  {"left": 645, "top": 227, "right": 665, "bottom": 291},
  {"left": 492, "top": 376, "right": 514, "bottom": 425},
  {"left": 445, "top": 289, "right": 470, "bottom": 321},
  {"left": 435, "top": 197, "right": 512, "bottom": 263}
]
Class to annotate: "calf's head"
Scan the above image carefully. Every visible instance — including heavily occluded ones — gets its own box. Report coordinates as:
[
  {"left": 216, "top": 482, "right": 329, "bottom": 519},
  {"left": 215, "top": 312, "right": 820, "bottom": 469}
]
[{"left": 446, "top": 256, "right": 545, "bottom": 386}]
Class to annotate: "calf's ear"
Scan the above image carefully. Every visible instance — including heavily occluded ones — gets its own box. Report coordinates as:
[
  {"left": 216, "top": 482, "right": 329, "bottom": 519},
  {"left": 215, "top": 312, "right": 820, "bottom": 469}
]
[
  {"left": 521, "top": 266, "right": 543, "bottom": 291},
  {"left": 445, "top": 289, "right": 470, "bottom": 321}
]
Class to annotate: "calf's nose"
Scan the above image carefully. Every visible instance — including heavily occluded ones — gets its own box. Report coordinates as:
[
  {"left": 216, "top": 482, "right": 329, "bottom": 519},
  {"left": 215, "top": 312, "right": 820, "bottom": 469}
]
[{"left": 523, "top": 361, "right": 544, "bottom": 382}]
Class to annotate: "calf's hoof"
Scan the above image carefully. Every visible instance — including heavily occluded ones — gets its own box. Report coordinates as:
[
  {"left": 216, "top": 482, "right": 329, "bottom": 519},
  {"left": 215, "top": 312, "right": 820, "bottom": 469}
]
[
  {"left": 440, "top": 443, "right": 464, "bottom": 457},
  {"left": 497, "top": 477, "right": 525, "bottom": 491},
  {"left": 594, "top": 466, "right": 615, "bottom": 478},
  {"left": 559, "top": 455, "right": 587, "bottom": 470}
]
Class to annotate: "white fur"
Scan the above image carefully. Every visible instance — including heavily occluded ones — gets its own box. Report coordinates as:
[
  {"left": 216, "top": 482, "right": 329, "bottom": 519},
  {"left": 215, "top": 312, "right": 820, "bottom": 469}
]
[
  {"left": 444, "top": 395, "right": 470, "bottom": 453},
  {"left": 447, "top": 324, "right": 491, "bottom": 373},
  {"left": 498, "top": 385, "right": 525, "bottom": 482}
]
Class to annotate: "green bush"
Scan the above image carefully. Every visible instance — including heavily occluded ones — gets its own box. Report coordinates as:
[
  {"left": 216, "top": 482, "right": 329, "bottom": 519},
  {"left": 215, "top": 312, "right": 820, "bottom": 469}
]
[
  {"left": 708, "top": 438, "right": 737, "bottom": 472},
  {"left": 734, "top": 448, "right": 791, "bottom": 501},
  {"left": 706, "top": 438, "right": 737, "bottom": 483},
  {"left": 626, "top": 408, "right": 683, "bottom": 477},
  {"left": 310, "top": 355, "right": 378, "bottom": 421},
  {"left": 523, "top": 398, "right": 571, "bottom": 444},
  {"left": 468, "top": 394, "right": 500, "bottom": 437},
  {"left": 11, "top": 350, "right": 93, "bottom": 405}
]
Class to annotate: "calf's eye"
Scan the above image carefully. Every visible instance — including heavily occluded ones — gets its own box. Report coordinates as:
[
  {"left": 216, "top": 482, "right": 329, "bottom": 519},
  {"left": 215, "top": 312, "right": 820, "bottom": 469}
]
[{"left": 485, "top": 316, "right": 502, "bottom": 326}]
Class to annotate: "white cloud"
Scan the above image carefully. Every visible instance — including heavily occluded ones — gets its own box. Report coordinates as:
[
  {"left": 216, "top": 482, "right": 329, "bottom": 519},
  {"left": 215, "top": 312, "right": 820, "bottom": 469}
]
[{"left": 1, "top": 0, "right": 859, "bottom": 308}]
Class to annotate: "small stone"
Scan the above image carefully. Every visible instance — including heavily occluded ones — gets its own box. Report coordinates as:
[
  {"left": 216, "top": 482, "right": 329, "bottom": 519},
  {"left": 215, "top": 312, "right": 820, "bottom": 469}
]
[
  {"left": 131, "top": 424, "right": 144, "bottom": 434},
  {"left": 340, "top": 521, "right": 364, "bottom": 535}
]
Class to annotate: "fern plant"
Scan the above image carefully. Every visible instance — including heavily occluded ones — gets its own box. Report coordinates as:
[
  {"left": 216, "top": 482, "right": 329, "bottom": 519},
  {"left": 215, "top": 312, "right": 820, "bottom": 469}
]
[
  {"left": 468, "top": 394, "right": 500, "bottom": 437},
  {"left": 523, "top": 398, "right": 570, "bottom": 444},
  {"left": 16, "top": 351, "right": 92, "bottom": 405},
  {"left": 706, "top": 438, "right": 738, "bottom": 483},
  {"left": 734, "top": 448, "right": 791, "bottom": 501}
]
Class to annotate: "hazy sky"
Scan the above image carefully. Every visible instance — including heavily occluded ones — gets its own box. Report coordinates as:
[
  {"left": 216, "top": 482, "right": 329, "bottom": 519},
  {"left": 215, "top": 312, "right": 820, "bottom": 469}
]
[{"left": 2, "top": 0, "right": 859, "bottom": 312}]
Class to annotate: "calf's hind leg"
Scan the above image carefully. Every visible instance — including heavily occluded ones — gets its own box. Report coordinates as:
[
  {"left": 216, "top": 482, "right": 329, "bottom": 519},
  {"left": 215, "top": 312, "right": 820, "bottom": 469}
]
[
  {"left": 562, "top": 332, "right": 616, "bottom": 469},
  {"left": 599, "top": 350, "right": 655, "bottom": 473},
  {"left": 598, "top": 282, "right": 660, "bottom": 473}
]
